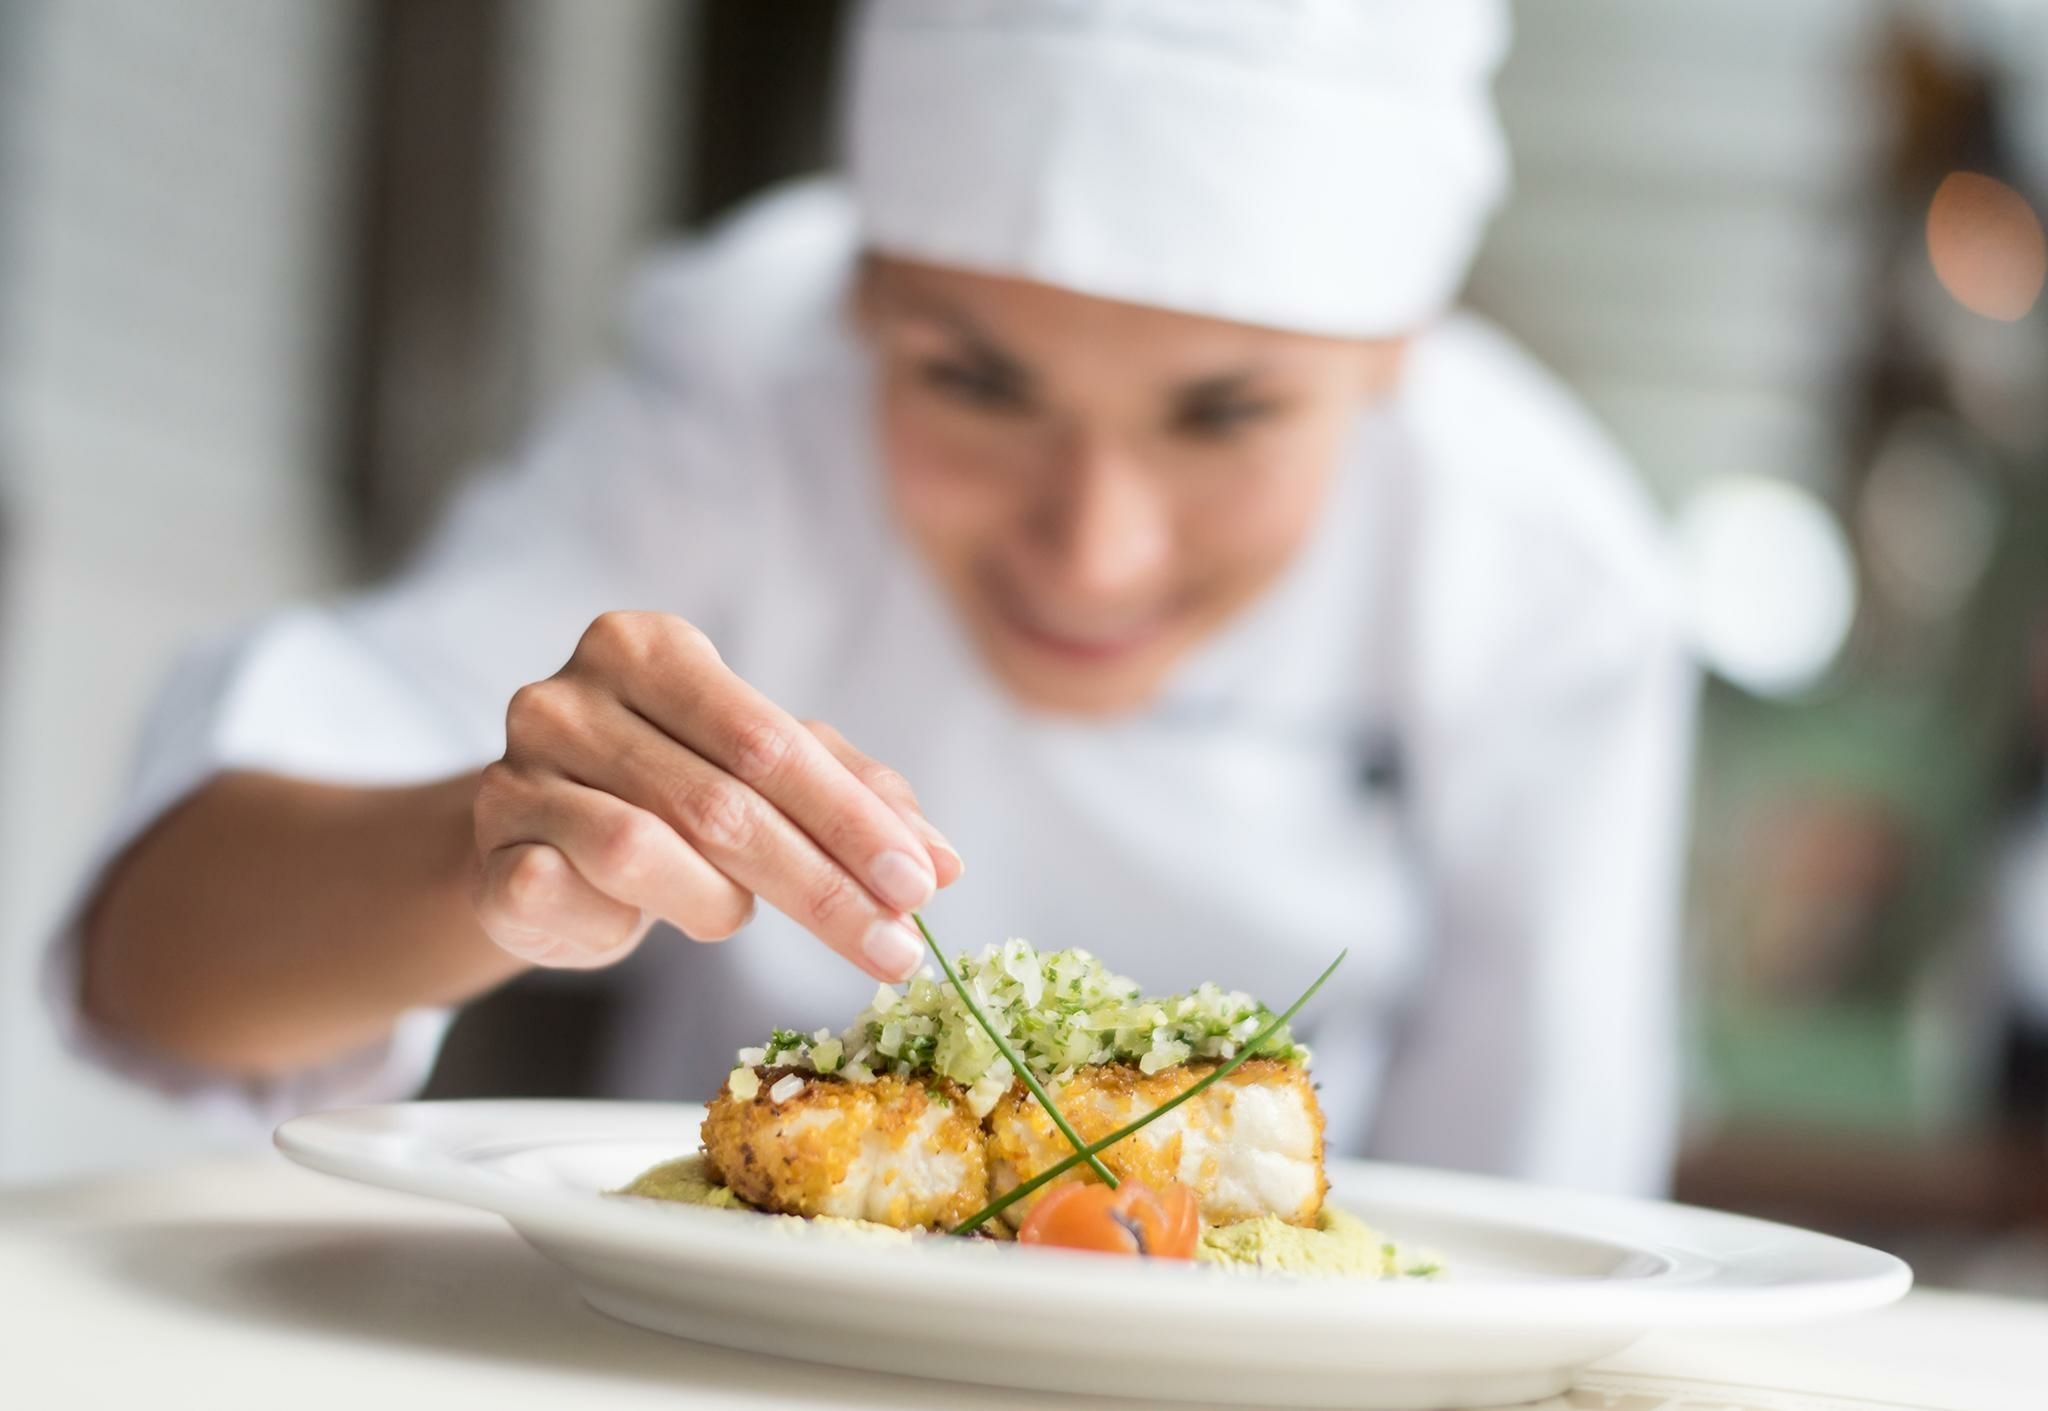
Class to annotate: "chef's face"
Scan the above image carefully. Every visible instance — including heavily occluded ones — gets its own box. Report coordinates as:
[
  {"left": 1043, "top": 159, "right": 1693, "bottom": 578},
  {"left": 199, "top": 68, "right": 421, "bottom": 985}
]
[{"left": 858, "top": 257, "right": 1406, "bottom": 716}]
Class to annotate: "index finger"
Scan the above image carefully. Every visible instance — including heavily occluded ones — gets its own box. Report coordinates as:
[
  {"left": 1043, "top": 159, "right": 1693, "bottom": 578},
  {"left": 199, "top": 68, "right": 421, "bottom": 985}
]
[
  {"left": 613, "top": 640, "right": 939, "bottom": 918},
  {"left": 805, "top": 720, "right": 964, "bottom": 889}
]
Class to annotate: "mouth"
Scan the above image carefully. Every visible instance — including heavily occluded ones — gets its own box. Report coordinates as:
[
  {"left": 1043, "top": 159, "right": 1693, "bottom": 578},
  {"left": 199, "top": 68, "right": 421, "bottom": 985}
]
[
  {"left": 968, "top": 560, "right": 1193, "bottom": 672},
  {"left": 994, "top": 599, "right": 1181, "bottom": 665}
]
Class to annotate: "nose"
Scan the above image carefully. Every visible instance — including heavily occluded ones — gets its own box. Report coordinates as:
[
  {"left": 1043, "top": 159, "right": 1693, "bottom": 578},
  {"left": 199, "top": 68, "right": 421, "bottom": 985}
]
[{"left": 1035, "top": 433, "right": 1173, "bottom": 601}]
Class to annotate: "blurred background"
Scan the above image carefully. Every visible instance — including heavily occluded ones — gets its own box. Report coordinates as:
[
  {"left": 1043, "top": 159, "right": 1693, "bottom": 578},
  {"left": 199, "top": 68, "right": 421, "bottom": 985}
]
[{"left": 3, "top": 0, "right": 2047, "bottom": 1294}]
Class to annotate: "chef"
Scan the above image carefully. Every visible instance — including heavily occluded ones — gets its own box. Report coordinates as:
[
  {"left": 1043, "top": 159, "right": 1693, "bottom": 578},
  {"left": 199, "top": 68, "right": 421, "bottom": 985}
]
[{"left": 52, "top": 0, "right": 1696, "bottom": 1196}]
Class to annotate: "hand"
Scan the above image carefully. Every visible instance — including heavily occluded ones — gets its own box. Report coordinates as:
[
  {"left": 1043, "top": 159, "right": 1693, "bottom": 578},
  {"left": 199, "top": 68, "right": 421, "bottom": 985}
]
[{"left": 471, "top": 612, "right": 963, "bottom": 981}]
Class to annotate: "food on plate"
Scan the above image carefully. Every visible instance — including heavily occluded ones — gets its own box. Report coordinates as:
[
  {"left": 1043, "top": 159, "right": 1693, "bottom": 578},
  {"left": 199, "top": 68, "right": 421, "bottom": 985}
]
[
  {"left": 1199, "top": 1209, "right": 1442, "bottom": 1279},
  {"left": 1017, "top": 1177, "right": 1200, "bottom": 1257},
  {"left": 620, "top": 1152, "right": 1439, "bottom": 1275},
  {"left": 705, "top": 941, "right": 1318, "bottom": 1229},
  {"left": 986, "top": 1057, "right": 1325, "bottom": 1229},
  {"left": 699, "top": 1069, "right": 989, "bottom": 1229},
  {"left": 621, "top": 1155, "right": 917, "bottom": 1245},
  {"left": 617, "top": 934, "right": 1438, "bottom": 1279}
]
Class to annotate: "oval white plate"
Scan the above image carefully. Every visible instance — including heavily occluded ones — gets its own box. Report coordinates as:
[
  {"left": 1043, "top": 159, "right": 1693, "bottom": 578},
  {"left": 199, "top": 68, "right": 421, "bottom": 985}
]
[{"left": 276, "top": 1100, "right": 1909, "bottom": 1410}]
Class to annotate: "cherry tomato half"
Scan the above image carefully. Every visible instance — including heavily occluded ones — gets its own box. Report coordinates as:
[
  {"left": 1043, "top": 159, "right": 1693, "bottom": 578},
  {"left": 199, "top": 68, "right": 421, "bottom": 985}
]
[{"left": 1016, "top": 1179, "right": 1201, "bottom": 1259}]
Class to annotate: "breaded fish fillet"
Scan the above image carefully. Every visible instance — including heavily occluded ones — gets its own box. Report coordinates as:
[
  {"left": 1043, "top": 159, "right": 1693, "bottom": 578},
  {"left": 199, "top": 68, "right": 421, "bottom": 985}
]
[
  {"left": 700, "top": 1069, "right": 989, "bottom": 1230},
  {"left": 984, "top": 1059, "right": 1326, "bottom": 1229}
]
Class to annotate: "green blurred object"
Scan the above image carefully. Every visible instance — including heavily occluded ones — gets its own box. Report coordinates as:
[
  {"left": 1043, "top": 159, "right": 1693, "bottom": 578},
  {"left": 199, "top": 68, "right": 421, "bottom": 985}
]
[{"left": 1703, "top": 1003, "right": 1915, "bottom": 1129}]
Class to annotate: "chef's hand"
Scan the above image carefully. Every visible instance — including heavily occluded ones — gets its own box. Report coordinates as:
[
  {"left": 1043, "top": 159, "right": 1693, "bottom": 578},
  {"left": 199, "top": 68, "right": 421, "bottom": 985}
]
[{"left": 471, "top": 611, "right": 962, "bottom": 981}]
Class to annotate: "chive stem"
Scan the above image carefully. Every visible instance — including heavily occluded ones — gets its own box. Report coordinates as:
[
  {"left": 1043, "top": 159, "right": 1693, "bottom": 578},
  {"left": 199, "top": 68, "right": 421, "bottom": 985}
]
[
  {"left": 950, "top": 947, "right": 1346, "bottom": 1236},
  {"left": 910, "top": 913, "right": 1118, "bottom": 1188}
]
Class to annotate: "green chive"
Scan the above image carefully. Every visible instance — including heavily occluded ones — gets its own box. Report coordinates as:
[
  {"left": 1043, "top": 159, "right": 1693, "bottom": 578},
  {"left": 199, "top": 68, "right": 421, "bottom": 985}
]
[
  {"left": 911, "top": 913, "right": 1118, "bottom": 1188},
  {"left": 951, "top": 947, "right": 1345, "bottom": 1236}
]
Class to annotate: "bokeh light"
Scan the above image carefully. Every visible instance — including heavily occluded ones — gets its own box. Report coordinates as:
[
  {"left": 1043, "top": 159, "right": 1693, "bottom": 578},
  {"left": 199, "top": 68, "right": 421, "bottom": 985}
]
[
  {"left": 1676, "top": 476, "right": 1858, "bottom": 699},
  {"left": 1926, "top": 171, "right": 2047, "bottom": 321}
]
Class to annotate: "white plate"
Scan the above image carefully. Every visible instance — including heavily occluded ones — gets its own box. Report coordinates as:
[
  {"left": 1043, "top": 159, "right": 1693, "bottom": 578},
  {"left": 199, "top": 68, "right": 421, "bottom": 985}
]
[{"left": 276, "top": 1100, "right": 1910, "bottom": 1410}]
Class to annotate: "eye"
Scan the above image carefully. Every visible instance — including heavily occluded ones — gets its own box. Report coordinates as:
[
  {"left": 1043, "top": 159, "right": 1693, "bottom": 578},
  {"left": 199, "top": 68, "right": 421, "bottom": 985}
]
[
  {"left": 920, "top": 358, "right": 1032, "bottom": 415},
  {"left": 1173, "top": 396, "right": 1277, "bottom": 440}
]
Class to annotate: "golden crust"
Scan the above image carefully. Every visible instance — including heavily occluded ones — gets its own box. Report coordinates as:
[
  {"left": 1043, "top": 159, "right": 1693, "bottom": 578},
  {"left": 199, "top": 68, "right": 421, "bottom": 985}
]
[
  {"left": 700, "top": 1069, "right": 990, "bottom": 1230},
  {"left": 699, "top": 1059, "right": 1325, "bottom": 1233},
  {"left": 983, "top": 1059, "right": 1328, "bottom": 1228}
]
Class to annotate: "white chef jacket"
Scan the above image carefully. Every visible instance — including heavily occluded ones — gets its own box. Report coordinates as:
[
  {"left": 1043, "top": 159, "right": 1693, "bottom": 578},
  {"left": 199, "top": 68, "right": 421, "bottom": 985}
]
[{"left": 46, "top": 179, "right": 1697, "bottom": 1196}]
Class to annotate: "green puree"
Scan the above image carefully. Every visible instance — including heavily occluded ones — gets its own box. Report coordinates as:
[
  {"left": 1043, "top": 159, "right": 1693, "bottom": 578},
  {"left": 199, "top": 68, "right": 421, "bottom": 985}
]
[
  {"left": 1197, "top": 1207, "right": 1442, "bottom": 1279},
  {"left": 616, "top": 1157, "right": 917, "bottom": 1245},
  {"left": 617, "top": 1157, "right": 1440, "bottom": 1279},
  {"left": 618, "top": 1156, "right": 751, "bottom": 1209}
]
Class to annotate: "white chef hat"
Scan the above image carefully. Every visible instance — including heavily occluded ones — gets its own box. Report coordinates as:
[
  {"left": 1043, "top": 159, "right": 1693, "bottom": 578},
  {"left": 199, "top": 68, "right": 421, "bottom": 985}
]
[{"left": 845, "top": 0, "right": 1511, "bottom": 339}]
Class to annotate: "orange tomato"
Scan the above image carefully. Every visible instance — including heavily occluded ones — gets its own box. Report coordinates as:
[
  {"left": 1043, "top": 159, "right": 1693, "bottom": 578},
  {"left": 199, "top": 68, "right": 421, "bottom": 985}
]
[{"left": 1016, "top": 1179, "right": 1201, "bottom": 1259}]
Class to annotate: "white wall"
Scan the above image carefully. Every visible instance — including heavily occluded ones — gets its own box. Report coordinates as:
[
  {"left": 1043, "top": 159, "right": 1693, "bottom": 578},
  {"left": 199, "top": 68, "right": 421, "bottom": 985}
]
[{"left": 0, "top": 0, "right": 365, "bottom": 1179}]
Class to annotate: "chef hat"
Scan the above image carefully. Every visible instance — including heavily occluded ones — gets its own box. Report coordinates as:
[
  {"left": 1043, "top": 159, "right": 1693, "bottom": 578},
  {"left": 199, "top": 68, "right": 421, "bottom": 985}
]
[{"left": 845, "top": 0, "right": 1511, "bottom": 339}]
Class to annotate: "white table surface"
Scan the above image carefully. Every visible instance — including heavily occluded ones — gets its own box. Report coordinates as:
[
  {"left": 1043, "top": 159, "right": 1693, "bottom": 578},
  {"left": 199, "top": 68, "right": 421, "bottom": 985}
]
[{"left": 2, "top": 1155, "right": 2043, "bottom": 1411}]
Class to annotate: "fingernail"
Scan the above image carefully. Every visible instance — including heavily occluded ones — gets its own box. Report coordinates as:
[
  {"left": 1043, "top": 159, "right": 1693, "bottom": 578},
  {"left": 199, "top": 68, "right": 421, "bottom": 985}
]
[
  {"left": 861, "top": 918, "right": 924, "bottom": 981},
  {"left": 870, "top": 849, "right": 935, "bottom": 911},
  {"left": 912, "top": 817, "right": 964, "bottom": 877}
]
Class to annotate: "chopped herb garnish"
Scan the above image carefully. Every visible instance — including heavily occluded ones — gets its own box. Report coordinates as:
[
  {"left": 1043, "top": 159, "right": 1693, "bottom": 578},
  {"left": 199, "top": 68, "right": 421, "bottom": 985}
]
[
  {"left": 950, "top": 948, "right": 1346, "bottom": 1235},
  {"left": 726, "top": 936, "right": 1308, "bottom": 1118},
  {"left": 912, "top": 913, "right": 1118, "bottom": 1188}
]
